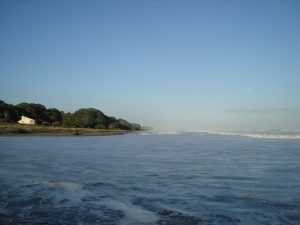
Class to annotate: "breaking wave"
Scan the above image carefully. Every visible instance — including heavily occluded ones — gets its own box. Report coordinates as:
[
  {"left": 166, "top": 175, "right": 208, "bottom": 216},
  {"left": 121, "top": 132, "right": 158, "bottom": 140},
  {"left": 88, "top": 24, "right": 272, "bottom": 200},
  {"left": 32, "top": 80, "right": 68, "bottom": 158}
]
[
  {"left": 196, "top": 130, "right": 300, "bottom": 140},
  {"left": 138, "top": 130, "right": 300, "bottom": 140}
]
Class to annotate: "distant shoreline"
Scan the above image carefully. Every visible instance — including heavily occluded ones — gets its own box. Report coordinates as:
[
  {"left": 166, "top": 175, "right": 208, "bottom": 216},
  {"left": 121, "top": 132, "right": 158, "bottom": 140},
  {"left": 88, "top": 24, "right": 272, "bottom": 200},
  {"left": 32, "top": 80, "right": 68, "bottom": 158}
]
[
  {"left": 0, "top": 131, "right": 127, "bottom": 137},
  {"left": 0, "top": 124, "right": 130, "bottom": 137}
]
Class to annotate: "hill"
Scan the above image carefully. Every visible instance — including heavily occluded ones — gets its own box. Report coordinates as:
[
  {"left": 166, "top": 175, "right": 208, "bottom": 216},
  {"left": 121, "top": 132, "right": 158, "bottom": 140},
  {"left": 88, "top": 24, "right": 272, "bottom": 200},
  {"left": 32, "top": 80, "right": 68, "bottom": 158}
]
[{"left": 0, "top": 100, "right": 141, "bottom": 131}]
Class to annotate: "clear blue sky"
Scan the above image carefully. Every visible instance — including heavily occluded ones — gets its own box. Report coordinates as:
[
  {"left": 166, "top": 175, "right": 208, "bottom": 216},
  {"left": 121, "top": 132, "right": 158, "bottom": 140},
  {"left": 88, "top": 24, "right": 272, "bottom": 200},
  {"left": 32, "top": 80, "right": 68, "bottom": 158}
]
[{"left": 1, "top": 0, "right": 299, "bottom": 131}]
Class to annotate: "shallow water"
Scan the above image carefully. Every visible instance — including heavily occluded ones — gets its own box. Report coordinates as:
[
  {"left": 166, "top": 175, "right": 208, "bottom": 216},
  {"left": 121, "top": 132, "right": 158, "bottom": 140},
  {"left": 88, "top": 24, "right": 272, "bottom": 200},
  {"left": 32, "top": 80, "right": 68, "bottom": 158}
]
[{"left": 0, "top": 133, "right": 299, "bottom": 225}]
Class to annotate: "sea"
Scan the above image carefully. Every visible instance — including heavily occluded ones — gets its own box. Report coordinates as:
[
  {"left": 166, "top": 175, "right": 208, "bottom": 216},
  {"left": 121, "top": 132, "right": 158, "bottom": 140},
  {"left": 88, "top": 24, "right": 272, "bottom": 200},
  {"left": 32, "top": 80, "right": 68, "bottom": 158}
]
[{"left": 0, "top": 132, "right": 299, "bottom": 225}]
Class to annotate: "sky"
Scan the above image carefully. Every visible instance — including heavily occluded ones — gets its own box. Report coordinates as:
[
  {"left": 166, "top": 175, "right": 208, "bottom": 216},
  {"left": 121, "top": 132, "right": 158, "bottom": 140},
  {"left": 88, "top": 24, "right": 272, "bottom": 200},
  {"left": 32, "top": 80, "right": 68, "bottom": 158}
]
[{"left": 0, "top": 0, "right": 299, "bottom": 131}]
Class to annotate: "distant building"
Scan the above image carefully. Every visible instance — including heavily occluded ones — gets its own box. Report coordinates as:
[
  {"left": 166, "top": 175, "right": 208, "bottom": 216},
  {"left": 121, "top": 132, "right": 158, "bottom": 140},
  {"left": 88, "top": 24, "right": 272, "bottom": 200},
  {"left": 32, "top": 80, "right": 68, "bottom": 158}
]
[{"left": 18, "top": 116, "right": 35, "bottom": 125}]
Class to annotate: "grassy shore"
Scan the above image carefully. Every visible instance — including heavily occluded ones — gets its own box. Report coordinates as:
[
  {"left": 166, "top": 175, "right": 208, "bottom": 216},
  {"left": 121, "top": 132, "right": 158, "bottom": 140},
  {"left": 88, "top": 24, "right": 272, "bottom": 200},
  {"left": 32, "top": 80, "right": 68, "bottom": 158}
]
[{"left": 0, "top": 123, "right": 129, "bottom": 136}]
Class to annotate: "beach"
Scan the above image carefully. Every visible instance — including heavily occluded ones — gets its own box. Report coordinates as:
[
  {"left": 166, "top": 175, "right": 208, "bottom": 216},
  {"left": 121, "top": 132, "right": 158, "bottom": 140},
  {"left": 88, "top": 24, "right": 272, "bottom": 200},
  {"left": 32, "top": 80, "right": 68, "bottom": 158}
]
[{"left": 0, "top": 124, "right": 129, "bottom": 136}]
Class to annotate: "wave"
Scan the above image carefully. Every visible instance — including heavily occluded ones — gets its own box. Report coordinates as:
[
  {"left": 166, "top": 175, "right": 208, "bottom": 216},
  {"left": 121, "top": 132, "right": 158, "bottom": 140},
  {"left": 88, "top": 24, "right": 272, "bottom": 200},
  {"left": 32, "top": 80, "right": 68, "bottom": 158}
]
[
  {"left": 137, "top": 130, "right": 300, "bottom": 140},
  {"left": 100, "top": 200, "right": 158, "bottom": 225},
  {"left": 193, "top": 130, "right": 300, "bottom": 140},
  {"left": 237, "top": 133, "right": 300, "bottom": 140},
  {"left": 138, "top": 131, "right": 181, "bottom": 135}
]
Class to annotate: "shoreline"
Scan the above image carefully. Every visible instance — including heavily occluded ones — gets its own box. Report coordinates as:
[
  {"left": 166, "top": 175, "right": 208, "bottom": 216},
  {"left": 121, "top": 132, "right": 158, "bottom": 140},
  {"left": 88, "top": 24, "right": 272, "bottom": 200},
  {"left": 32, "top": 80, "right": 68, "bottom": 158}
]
[
  {"left": 0, "top": 124, "right": 131, "bottom": 137},
  {"left": 0, "top": 131, "right": 128, "bottom": 137}
]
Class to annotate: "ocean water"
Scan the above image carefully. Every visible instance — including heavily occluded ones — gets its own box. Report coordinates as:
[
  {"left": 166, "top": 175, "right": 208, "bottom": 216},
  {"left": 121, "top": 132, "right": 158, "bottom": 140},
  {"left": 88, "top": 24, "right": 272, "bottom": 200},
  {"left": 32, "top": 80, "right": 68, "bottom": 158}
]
[{"left": 0, "top": 133, "right": 299, "bottom": 225}]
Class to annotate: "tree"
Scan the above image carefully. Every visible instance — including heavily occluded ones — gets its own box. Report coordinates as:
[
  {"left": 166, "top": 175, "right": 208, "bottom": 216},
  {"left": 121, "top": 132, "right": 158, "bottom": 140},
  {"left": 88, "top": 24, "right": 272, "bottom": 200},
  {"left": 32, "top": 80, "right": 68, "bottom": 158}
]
[
  {"left": 72, "top": 108, "right": 108, "bottom": 128},
  {"left": 44, "top": 108, "right": 62, "bottom": 124},
  {"left": 0, "top": 100, "right": 20, "bottom": 122},
  {"left": 16, "top": 103, "right": 47, "bottom": 123},
  {"left": 0, "top": 100, "right": 142, "bottom": 130}
]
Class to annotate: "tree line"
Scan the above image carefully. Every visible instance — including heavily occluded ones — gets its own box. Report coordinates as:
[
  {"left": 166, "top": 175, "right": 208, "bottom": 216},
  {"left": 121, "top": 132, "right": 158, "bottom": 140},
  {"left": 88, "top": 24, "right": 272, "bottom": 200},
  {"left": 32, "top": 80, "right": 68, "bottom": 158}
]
[{"left": 0, "top": 100, "right": 141, "bottom": 130}]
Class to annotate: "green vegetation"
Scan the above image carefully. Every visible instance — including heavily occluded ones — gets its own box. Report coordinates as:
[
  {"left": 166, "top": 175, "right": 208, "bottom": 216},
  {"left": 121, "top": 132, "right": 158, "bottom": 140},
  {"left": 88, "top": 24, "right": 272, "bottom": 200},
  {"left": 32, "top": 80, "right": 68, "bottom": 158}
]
[{"left": 0, "top": 100, "right": 141, "bottom": 131}]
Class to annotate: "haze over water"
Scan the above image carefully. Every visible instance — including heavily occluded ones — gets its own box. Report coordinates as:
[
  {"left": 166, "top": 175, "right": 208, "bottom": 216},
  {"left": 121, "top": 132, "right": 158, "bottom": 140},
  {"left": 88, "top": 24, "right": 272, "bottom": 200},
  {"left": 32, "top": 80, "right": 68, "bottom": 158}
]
[{"left": 0, "top": 133, "right": 299, "bottom": 225}]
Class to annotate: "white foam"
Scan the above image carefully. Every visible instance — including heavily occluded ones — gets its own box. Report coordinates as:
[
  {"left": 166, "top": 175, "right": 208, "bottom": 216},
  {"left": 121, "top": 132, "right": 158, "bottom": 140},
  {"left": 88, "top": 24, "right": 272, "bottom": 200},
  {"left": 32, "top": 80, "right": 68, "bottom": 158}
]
[
  {"left": 101, "top": 200, "right": 158, "bottom": 225},
  {"left": 194, "top": 130, "right": 300, "bottom": 140},
  {"left": 138, "top": 130, "right": 300, "bottom": 140},
  {"left": 139, "top": 132, "right": 151, "bottom": 135},
  {"left": 43, "top": 181, "right": 84, "bottom": 202},
  {"left": 56, "top": 181, "right": 82, "bottom": 192},
  {"left": 238, "top": 133, "right": 300, "bottom": 140},
  {"left": 44, "top": 181, "right": 82, "bottom": 192},
  {"left": 157, "top": 131, "right": 179, "bottom": 135},
  {"left": 137, "top": 131, "right": 180, "bottom": 135}
]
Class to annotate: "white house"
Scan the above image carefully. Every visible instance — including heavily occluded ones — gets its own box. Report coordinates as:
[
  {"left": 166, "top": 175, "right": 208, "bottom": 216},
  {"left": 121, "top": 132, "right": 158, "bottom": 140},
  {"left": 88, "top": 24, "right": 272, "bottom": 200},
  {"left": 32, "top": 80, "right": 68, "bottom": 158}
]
[{"left": 18, "top": 116, "right": 35, "bottom": 125}]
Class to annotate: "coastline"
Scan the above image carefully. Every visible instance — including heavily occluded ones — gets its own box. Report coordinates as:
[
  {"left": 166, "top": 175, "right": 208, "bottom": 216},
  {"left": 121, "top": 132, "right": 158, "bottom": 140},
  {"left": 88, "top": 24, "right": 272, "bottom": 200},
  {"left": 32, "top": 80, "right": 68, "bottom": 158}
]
[{"left": 0, "top": 124, "right": 129, "bottom": 137}]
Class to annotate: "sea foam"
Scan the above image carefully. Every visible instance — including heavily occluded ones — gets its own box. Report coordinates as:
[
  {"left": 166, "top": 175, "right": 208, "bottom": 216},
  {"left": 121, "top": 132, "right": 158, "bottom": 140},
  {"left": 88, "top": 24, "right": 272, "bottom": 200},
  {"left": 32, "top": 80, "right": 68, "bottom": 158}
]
[{"left": 101, "top": 200, "right": 158, "bottom": 225}]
